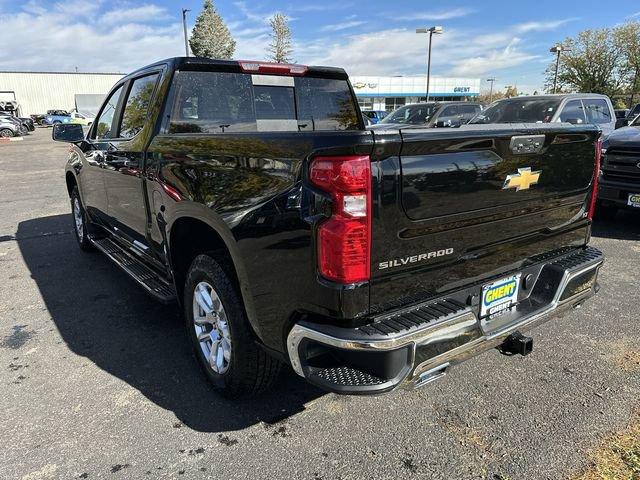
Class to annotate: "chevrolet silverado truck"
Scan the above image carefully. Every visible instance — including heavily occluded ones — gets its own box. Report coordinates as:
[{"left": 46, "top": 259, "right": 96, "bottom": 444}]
[
  {"left": 53, "top": 57, "right": 604, "bottom": 397},
  {"left": 598, "top": 113, "right": 640, "bottom": 219}
]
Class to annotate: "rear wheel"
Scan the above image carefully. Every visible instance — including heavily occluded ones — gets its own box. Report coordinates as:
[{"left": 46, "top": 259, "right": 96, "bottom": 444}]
[
  {"left": 596, "top": 201, "right": 617, "bottom": 222},
  {"left": 70, "top": 186, "right": 94, "bottom": 251},
  {"left": 184, "top": 254, "right": 281, "bottom": 398}
]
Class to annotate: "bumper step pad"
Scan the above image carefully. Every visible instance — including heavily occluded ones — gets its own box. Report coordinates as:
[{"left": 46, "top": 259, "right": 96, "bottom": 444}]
[
  {"left": 314, "top": 366, "right": 385, "bottom": 387},
  {"left": 91, "top": 236, "right": 176, "bottom": 304},
  {"left": 356, "top": 298, "right": 468, "bottom": 338}
]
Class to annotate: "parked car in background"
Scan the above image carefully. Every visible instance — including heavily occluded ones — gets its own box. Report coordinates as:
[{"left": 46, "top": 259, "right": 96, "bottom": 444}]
[
  {"left": 470, "top": 94, "right": 616, "bottom": 137},
  {"left": 627, "top": 103, "right": 640, "bottom": 121},
  {"left": 41, "top": 112, "right": 72, "bottom": 126},
  {"left": 615, "top": 109, "right": 630, "bottom": 129},
  {"left": 69, "top": 110, "right": 94, "bottom": 126},
  {"left": 0, "top": 112, "right": 34, "bottom": 132},
  {"left": 362, "top": 113, "right": 374, "bottom": 126},
  {"left": 0, "top": 116, "right": 27, "bottom": 137},
  {"left": 372, "top": 102, "right": 483, "bottom": 129},
  {"left": 53, "top": 57, "right": 603, "bottom": 398},
  {"left": 362, "top": 110, "right": 388, "bottom": 124},
  {"left": 597, "top": 113, "right": 640, "bottom": 220}
]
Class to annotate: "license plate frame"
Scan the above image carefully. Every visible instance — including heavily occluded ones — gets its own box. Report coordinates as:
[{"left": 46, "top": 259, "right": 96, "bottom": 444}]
[
  {"left": 627, "top": 193, "right": 640, "bottom": 208},
  {"left": 480, "top": 274, "right": 521, "bottom": 318}
]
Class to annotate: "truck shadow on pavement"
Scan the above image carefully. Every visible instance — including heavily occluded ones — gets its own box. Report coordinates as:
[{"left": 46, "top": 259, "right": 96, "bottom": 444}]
[
  {"left": 17, "top": 214, "right": 325, "bottom": 433},
  {"left": 591, "top": 210, "right": 640, "bottom": 241}
]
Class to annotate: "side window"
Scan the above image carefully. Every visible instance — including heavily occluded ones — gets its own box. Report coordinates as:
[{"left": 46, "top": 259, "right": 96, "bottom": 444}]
[
  {"left": 559, "top": 100, "right": 586, "bottom": 123},
  {"left": 93, "top": 85, "right": 124, "bottom": 139},
  {"left": 458, "top": 104, "right": 479, "bottom": 115},
  {"left": 120, "top": 73, "right": 160, "bottom": 139},
  {"left": 440, "top": 105, "right": 459, "bottom": 117},
  {"left": 583, "top": 99, "right": 612, "bottom": 124}
]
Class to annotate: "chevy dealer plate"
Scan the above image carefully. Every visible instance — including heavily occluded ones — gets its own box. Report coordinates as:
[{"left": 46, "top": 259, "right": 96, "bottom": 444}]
[
  {"left": 628, "top": 193, "right": 640, "bottom": 208},
  {"left": 480, "top": 274, "right": 521, "bottom": 318}
]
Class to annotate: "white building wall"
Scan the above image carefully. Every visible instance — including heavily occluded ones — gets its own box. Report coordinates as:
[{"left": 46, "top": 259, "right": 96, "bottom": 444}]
[{"left": 0, "top": 72, "right": 124, "bottom": 116}]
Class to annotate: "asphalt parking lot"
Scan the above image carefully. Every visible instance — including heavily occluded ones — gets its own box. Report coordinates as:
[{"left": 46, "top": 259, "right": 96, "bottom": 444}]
[{"left": 0, "top": 128, "right": 639, "bottom": 480}]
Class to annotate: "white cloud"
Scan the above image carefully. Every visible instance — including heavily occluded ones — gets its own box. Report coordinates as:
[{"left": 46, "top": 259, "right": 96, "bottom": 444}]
[
  {"left": 300, "top": 27, "right": 539, "bottom": 78},
  {"left": 514, "top": 18, "right": 576, "bottom": 33},
  {"left": 396, "top": 7, "right": 473, "bottom": 21},
  {"left": 102, "top": 4, "right": 169, "bottom": 25},
  {"left": 449, "top": 38, "right": 540, "bottom": 76},
  {"left": 0, "top": 2, "right": 183, "bottom": 72},
  {"left": 320, "top": 20, "right": 366, "bottom": 32}
]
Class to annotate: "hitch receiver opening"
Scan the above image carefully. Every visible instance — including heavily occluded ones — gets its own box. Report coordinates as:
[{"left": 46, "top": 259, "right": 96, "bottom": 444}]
[{"left": 499, "top": 331, "right": 533, "bottom": 356}]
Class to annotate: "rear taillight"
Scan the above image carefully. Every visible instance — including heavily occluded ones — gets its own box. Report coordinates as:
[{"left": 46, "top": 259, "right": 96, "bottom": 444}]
[
  {"left": 310, "top": 155, "right": 371, "bottom": 283},
  {"left": 587, "top": 139, "right": 602, "bottom": 220}
]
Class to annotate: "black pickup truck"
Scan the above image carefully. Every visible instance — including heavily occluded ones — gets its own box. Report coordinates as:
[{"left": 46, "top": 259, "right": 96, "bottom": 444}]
[
  {"left": 54, "top": 57, "right": 604, "bottom": 397},
  {"left": 598, "top": 114, "right": 640, "bottom": 218}
]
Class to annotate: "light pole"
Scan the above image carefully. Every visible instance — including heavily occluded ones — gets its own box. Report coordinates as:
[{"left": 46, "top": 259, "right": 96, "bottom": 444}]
[
  {"left": 182, "top": 8, "right": 190, "bottom": 57},
  {"left": 487, "top": 77, "right": 496, "bottom": 103},
  {"left": 416, "top": 26, "right": 444, "bottom": 102},
  {"left": 550, "top": 44, "right": 570, "bottom": 94}
]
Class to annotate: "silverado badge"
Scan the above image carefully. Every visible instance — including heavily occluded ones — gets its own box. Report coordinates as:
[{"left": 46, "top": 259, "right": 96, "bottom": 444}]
[{"left": 502, "top": 167, "right": 541, "bottom": 192}]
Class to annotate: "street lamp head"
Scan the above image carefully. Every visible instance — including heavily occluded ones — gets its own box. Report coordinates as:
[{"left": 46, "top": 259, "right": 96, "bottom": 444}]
[
  {"left": 416, "top": 26, "right": 444, "bottom": 34},
  {"left": 550, "top": 44, "right": 570, "bottom": 53}
]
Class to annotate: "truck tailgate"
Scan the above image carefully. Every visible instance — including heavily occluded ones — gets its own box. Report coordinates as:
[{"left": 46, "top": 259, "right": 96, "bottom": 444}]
[{"left": 369, "top": 124, "right": 600, "bottom": 311}]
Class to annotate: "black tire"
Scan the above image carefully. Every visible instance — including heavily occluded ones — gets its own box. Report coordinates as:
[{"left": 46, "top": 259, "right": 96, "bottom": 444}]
[
  {"left": 184, "top": 254, "right": 281, "bottom": 398},
  {"left": 0, "top": 128, "right": 13, "bottom": 138},
  {"left": 70, "top": 186, "right": 95, "bottom": 251},
  {"left": 595, "top": 201, "right": 617, "bottom": 222}
]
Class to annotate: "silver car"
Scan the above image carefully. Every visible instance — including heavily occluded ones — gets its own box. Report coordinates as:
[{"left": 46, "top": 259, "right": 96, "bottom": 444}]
[{"left": 0, "top": 116, "right": 26, "bottom": 137}]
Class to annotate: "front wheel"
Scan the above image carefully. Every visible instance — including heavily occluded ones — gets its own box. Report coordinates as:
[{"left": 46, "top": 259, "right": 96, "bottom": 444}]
[
  {"left": 184, "top": 254, "right": 281, "bottom": 398},
  {"left": 70, "top": 186, "right": 94, "bottom": 251},
  {"left": 0, "top": 128, "right": 14, "bottom": 138}
]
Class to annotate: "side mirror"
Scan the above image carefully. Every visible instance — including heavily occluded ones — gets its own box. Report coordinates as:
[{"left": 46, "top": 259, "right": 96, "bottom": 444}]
[
  {"left": 565, "top": 118, "right": 583, "bottom": 125},
  {"left": 52, "top": 123, "right": 84, "bottom": 143}
]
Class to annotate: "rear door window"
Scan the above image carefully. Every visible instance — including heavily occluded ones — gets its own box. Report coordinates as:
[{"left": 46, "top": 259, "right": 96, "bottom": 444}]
[
  {"left": 164, "top": 71, "right": 359, "bottom": 134},
  {"left": 559, "top": 100, "right": 586, "bottom": 124},
  {"left": 119, "top": 73, "right": 160, "bottom": 139},
  {"left": 583, "top": 98, "right": 612, "bottom": 124}
]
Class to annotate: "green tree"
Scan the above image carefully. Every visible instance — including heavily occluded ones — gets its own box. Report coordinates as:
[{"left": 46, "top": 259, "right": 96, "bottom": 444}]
[
  {"left": 189, "top": 0, "right": 235, "bottom": 60},
  {"left": 504, "top": 85, "right": 518, "bottom": 98},
  {"left": 615, "top": 21, "right": 640, "bottom": 106},
  {"left": 267, "top": 13, "right": 293, "bottom": 63},
  {"left": 544, "top": 28, "right": 625, "bottom": 96}
]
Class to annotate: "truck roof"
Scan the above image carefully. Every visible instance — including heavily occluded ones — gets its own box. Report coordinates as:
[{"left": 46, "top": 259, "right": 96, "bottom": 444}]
[
  {"left": 125, "top": 57, "right": 349, "bottom": 81},
  {"left": 495, "top": 93, "right": 610, "bottom": 102}
]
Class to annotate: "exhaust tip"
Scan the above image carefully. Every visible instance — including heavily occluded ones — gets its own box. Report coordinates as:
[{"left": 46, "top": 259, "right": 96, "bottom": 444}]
[{"left": 499, "top": 331, "right": 533, "bottom": 356}]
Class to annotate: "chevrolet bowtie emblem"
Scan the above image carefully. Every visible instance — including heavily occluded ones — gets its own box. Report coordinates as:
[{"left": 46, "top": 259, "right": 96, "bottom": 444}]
[{"left": 502, "top": 167, "right": 541, "bottom": 191}]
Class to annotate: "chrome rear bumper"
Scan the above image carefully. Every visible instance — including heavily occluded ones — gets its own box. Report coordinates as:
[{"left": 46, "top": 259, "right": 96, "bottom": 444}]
[{"left": 286, "top": 246, "right": 604, "bottom": 394}]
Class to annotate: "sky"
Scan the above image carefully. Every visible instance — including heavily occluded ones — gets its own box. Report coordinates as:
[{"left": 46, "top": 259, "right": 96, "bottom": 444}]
[{"left": 1, "top": 0, "right": 639, "bottom": 94}]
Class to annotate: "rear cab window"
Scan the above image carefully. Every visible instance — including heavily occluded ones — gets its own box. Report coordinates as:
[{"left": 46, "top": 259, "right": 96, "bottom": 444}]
[{"left": 164, "top": 70, "right": 359, "bottom": 134}]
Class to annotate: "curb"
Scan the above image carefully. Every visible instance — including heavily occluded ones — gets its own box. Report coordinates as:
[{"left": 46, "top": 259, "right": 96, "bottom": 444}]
[{"left": 0, "top": 137, "right": 24, "bottom": 143}]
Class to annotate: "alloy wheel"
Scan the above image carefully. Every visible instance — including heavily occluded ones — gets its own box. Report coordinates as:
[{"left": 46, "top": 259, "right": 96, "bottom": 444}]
[
  {"left": 73, "top": 198, "right": 83, "bottom": 242},
  {"left": 192, "top": 281, "right": 232, "bottom": 374}
]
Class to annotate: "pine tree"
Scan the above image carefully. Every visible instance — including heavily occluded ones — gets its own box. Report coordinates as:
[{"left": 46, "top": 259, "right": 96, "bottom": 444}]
[
  {"left": 189, "top": 0, "right": 235, "bottom": 60},
  {"left": 268, "top": 13, "right": 293, "bottom": 63}
]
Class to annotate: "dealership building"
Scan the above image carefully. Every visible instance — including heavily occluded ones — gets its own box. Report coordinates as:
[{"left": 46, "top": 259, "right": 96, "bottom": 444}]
[{"left": 349, "top": 75, "right": 481, "bottom": 111}]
